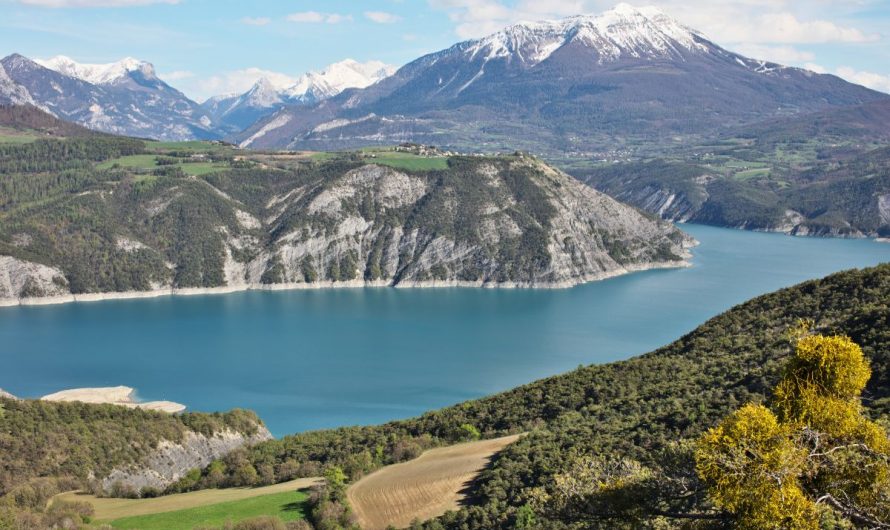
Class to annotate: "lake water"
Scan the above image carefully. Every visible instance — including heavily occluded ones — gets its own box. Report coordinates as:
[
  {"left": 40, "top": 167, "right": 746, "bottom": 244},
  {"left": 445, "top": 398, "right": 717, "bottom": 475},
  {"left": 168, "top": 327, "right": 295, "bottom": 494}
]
[{"left": 1, "top": 224, "right": 887, "bottom": 436}]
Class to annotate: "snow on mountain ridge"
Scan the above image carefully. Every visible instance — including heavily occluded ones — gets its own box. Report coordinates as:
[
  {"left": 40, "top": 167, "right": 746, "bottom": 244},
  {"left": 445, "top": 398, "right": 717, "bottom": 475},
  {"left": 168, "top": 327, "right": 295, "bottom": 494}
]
[
  {"left": 242, "top": 77, "right": 283, "bottom": 108},
  {"left": 282, "top": 59, "right": 396, "bottom": 101},
  {"left": 464, "top": 3, "right": 708, "bottom": 67},
  {"left": 35, "top": 55, "right": 157, "bottom": 85}
]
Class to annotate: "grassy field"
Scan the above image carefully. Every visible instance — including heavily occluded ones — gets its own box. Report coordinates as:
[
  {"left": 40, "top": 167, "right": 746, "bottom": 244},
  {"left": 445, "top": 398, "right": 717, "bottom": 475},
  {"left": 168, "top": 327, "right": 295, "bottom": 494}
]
[
  {"left": 347, "top": 435, "right": 522, "bottom": 530},
  {"left": 96, "top": 154, "right": 160, "bottom": 170},
  {"left": 54, "top": 478, "right": 322, "bottom": 523},
  {"left": 109, "top": 490, "right": 309, "bottom": 530},
  {"left": 96, "top": 154, "right": 229, "bottom": 175},
  {"left": 362, "top": 151, "right": 450, "bottom": 171},
  {"left": 734, "top": 167, "right": 771, "bottom": 180},
  {"left": 144, "top": 140, "right": 232, "bottom": 153},
  {"left": 177, "top": 161, "right": 229, "bottom": 175},
  {"left": 0, "top": 128, "right": 41, "bottom": 144}
]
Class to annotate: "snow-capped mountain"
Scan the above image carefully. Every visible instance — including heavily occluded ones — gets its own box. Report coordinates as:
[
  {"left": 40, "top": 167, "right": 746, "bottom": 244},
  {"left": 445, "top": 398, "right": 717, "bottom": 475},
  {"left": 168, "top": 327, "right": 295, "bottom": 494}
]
[
  {"left": 282, "top": 59, "right": 396, "bottom": 103},
  {"left": 35, "top": 55, "right": 155, "bottom": 86},
  {"left": 236, "top": 3, "right": 887, "bottom": 151},
  {"left": 461, "top": 3, "right": 706, "bottom": 68},
  {"left": 204, "top": 59, "right": 395, "bottom": 132},
  {"left": 1, "top": 54, "right": 217, "bottom": 141}
]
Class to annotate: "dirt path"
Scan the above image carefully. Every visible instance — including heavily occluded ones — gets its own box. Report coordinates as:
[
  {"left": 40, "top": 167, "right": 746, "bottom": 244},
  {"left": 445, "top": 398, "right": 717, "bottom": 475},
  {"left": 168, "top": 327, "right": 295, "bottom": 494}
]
[
  {"left": 53, "top": 477, "right": 323, "bottom": 521},
  {"left": 347, "top": 434, "right": 522, "bottom": 530}
]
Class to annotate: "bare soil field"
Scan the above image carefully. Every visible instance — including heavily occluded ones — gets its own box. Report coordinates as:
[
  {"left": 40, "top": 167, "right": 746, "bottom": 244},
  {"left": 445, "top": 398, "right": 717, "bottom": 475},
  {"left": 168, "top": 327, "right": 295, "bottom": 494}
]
[
  {"left": 52, "top": 477, "right": 323, "bottom": 521},
  {"left": 347, "top": 434, "right": 522, "bottom": 530}
]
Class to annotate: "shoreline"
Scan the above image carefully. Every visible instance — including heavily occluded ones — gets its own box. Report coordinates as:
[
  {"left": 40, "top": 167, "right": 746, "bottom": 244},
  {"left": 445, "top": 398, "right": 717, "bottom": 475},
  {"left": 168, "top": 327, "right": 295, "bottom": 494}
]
[
  {"left": 40, "top": 385, "right": 186, "bottom": 413},
  {"left": 0, "top": 259, "right": 691, "bottom": 308}
]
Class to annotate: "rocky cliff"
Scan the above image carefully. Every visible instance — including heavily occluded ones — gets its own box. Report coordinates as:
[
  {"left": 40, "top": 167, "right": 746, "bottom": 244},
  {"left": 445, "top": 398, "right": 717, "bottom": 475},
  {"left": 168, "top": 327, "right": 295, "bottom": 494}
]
[
  {"left": 101, "top": 427, "right": 273, "bottom": 494},
  {"left": 0, "top": 151, "right": 693, "bottom": 305}
]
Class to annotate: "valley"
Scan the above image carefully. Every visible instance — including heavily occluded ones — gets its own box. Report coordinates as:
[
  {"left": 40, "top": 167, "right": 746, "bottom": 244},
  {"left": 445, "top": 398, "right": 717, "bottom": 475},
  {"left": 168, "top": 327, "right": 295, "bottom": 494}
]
[
  {"left": 572, "top": 100, "right": 890, "bottom": 237},
  {"left": 1, "top": 2, "right": 889, "bottom": 528}
]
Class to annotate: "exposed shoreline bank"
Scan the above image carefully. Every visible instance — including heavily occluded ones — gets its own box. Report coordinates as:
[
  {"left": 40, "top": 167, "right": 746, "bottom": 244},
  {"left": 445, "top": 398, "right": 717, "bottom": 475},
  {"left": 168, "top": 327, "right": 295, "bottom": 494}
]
[
  {"left": 40, "top": 386, "right": 186, "bottom": 413},
  {"left": 0, "top": 259, "right": 691, "bottom": 308}
]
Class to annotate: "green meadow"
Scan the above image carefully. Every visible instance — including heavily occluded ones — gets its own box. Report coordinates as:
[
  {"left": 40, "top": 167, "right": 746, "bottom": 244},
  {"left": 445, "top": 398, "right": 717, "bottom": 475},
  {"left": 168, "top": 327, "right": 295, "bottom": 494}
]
[{"left": 109, "top": 490, "right": 309, "bottom": 530}]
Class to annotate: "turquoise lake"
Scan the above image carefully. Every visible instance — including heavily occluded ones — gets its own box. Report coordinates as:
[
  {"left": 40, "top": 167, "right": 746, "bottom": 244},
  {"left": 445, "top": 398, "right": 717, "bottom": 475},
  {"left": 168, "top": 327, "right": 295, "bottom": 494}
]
[{"left": 1, "top": 224, "right": 887, "bottom": 436}]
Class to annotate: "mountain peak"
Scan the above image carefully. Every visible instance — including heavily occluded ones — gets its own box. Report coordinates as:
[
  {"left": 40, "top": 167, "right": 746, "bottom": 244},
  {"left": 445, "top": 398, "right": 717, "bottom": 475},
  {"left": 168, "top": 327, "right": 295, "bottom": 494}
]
[
  {"left": 35, "top": 55, "right": 156, "bottom": 85},
  {"left": 282, "top": 59, "right": 396, "bottom": 102},
  {"left": 466, "top": 4, "right": 706, "bottom": 67},
  {"left": 243, "top": 77, "right": 283, "bottom": 107}
]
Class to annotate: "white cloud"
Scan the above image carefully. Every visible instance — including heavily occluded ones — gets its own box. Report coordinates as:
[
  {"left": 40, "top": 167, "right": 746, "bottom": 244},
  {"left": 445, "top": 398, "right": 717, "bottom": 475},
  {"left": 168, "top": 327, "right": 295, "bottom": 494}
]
[
  {"left": 197, "top": 67, "right": 296, "bottom": 99},
  {"left": 158, "top": 70, "right": 194, "bottom": 82},
  {"left": 365, "top": 11, "right": 402, "bottom": 24},
  {"left": 796, "top": 63, "right": 890, "bottom": 94},
  {"left": 835, "top": 66, "right": 890, "bottom": 94},
  {"left": 427, "top": 0, "right": 880, "bottom": 45},
  {"left": 287, "top": 11, "right": 352, "bottom": 24},
  {"left": 428, "top": 0, "right": 514, "bottom": 38},
  {"left": 241, "top": 17, "right": 270, "bottom": 26},
  {"left": 698, "top": 11, "right": 878, "bottom": 44},
  {"left": 15, "top": 0, "right": 178, "bottom": 6},
  {"left": 732, "top": 44, "right": 815, "bottom": 64},
  {"left": 287, "top": 11, "right": 324, "bottom": 23}
]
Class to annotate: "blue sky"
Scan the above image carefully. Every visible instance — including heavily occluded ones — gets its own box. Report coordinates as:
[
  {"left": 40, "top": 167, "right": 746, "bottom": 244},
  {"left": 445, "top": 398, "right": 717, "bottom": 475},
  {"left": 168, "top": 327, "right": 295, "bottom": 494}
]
[{"left": 1, "top": 0, "right": 889, "bottom": 101}]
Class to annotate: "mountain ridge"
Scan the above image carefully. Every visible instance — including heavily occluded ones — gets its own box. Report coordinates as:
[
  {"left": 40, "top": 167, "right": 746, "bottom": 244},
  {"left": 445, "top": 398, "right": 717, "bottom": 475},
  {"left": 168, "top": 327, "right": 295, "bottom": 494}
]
[
  {"left": 234, "top": 4, "right": 887, "bottom": 152},
  {"left": 203, "top": 59, "right": 395, "bottom": 133},
  {"left": 0, "top": 53, "right": 217, "bottom": 141}
]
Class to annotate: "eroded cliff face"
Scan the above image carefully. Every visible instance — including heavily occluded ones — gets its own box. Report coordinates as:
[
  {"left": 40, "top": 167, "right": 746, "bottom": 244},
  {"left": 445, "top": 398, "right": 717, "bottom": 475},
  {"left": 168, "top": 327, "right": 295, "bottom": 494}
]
[
  {"left": 243, "top": 159, "right": 693, "bottom": 287},
  {"left": 587, "top": 170, "right": 890, "bottom": 239},
  {"left": 0, "top": 256, "right": 69, "bottom": 300},
  {"left": 0, "top": 155, "right": 694, "bottom": 304},
  {"left": 101, "top": 427, "right": 273, "bottom": 494}
]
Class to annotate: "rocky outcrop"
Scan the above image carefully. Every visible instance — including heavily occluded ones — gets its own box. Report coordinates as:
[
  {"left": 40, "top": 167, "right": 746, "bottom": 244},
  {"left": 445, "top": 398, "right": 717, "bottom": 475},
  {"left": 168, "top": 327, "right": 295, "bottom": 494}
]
[
  {"left": 101, "top": 427, "right": 273, "bottom": 494},
  {"left": 0, "top": 256, "right": 70, "bottom": 301},
  {"left": 251, "top": 159, "right": 694, "bottom": 287},
  {"left": 612, "top": 185, "right": 702, "bottom": 224}
]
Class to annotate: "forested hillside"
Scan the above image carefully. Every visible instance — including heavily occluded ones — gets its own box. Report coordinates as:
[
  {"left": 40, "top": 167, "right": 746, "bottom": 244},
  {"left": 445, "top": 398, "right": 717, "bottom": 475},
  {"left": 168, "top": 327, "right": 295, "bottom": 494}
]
[
  {"left": 0, "top": 104, "right": 98, "bottom": 139},
  {"left": 576, "top": 104, "right": 890, "bottom": 238},
  {"left": 185, "top": 264, "right": 890, "bottom": 528},
  {"left": 0, "top": 136, "right": 690, "bottom": 303}
]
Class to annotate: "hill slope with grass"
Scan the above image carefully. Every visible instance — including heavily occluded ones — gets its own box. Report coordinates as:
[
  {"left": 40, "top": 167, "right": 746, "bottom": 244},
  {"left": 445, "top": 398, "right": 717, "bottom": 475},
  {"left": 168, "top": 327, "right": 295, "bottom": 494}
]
[{"left": 0, "top": 135, "right": 691, "bottom": 304}]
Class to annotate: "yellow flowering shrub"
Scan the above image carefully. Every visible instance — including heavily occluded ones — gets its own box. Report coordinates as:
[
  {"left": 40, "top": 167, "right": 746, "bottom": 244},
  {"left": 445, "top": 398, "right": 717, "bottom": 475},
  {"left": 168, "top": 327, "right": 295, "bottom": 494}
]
[
  {"left": 695, "top": 404, "right": 817, "bottom": 529},
  {"left": 696, "top": 331, "right": 890, "bottom": 528}
]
